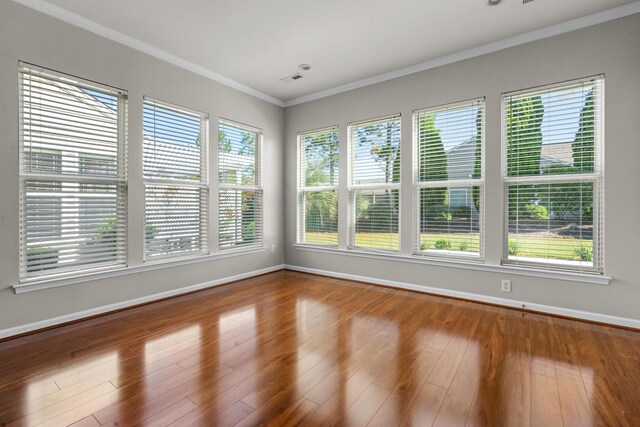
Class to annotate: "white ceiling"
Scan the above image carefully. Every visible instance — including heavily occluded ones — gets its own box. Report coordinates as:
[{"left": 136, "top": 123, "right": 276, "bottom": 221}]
[{"left": 24, "top": 0, "right": 639, "bottom": 104}]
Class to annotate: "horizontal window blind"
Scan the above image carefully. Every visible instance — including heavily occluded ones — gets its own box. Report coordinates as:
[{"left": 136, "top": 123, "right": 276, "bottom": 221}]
[
  {"left": 143, "top": 98, "right": 208, "bottom": 260},
  {"left": 298, "top": 127, "right": 339, "bottom": 246},
  {"left": 219, "top": 120, "right": 263, "bottom": 249},
  {"left": 414, "top": 99, "right": 484, "bottom": 259},
  {"left": 503, "top": 77, "right": 603, "bottom": 273},
  {"left": 353, "top": 189, "right": 399, "bottom": 251},
  {"left": 19, "top": 64, "right": 127, "bottom": 280},
  {"left": 219, "top": 189, "right": 262, "bottom": 248},
  {"left": 144, "top": 186, "right": 207, "bottom": 257},
  {"left": 349, "top": 116, "right": 401, "bottom": 252}
]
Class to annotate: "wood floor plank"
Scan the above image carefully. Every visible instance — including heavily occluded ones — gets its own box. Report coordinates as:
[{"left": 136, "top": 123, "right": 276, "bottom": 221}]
[
  {"left": 0, "top": 270, "right": 638, "bottom": 427},
  {"left": 142, "top": 397, "right": 198, "bottom": 427},
  {"left": 430, "top": 310, "right": 495, "bottom": 427},
  {"left": 409, "top": 382, "right": 448, "bottom": 426},
  {"left": 254, "top": 397, "right": 319, "bottom": 427},
  {"left": 344, "top": 383, "right": 390, "bottom": 427},
  {"left": 368, "top": 346, "right": 443, "bottom": 426},
  {"left": 531, "top": 373, "right": 563, "bottom": 427},
  {"left": 6, "top": 382, "right": 116, "bottom": 427},
  {"left": 68, "top": 415, "right": 100, "bottom": 427}
]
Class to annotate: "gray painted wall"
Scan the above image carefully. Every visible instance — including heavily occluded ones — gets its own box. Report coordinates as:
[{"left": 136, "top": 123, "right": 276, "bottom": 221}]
[
  {"left": 0, "top": 2, "right": 284, "bottom": 331},
  {"left": 1, "top": 3, "right": 638, "bottom": 332},
  {"left": 284, "top": 14, "right": 640, "bottom": 321}
]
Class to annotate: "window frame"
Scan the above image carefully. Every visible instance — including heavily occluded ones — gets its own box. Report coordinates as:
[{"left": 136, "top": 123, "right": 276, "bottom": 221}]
[
  {"left": 142, "top": 96, "right": 210, "bottom": 262},
  {"left": 296, "top": 125, "right": 340, "bottom": 248},
  {"left": 412, "top": 97, "right": 486, "bottom": 261},
  {"left": 500, "top": 76, "right": 604, "bottom": 274},
  {"left": 217, "top": 118, "right": 264, "bottom": 250},
  {"left": 347, "top": 114, "right": 402, "bottom": 253},
  {"left": 18, "top": 62, "right": 128, "bottom": 282}
]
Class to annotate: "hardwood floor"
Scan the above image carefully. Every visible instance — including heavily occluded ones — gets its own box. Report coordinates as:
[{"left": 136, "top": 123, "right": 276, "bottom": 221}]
[{"left": 0, "top": 270, "right": 639, "bottom": 426}]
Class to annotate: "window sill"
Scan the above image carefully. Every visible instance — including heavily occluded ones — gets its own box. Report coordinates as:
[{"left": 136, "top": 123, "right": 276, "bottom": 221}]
[
  {"left": 13, "top": 246, "right": 267, "bottom": 294},
  {"left": 292, "top": 244, "right": 611, "bottom": 285}
]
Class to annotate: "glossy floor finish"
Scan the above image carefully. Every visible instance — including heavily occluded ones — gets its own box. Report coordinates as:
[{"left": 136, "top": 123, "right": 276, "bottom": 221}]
[{"left": 1, "top": 271, "right": 639, "bottom": 426}]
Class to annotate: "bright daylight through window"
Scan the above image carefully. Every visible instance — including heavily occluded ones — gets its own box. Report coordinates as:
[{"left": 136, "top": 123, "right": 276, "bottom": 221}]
[
  {"left": 349, "top": 116, "right": 401, "bottom": 251},
  {"left": 143, "top": 98, "right": 208, "bottom": 260},
  {"left": 414, "top": 99, "right": 485, "bottom": 259},
  {"left": 218, "top": 120, "right": 263, "bottom": 249},
  {"left": 19, "top": 64, "right": 127, "bottom": 281},
  {"left": 502, "top": 77, "right": 604, "bottom": 273},
  {"left": 298, "top": 127, "right": 339, "bottom": 246}
]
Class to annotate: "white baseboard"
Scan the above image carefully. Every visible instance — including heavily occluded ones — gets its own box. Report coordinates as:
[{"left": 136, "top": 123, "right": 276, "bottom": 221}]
[
  {"left": 285, "top": 264, "right": 640, "bottom": 330},
  {"left": 0, "top": 264, "right": 285, "bottom": 340}
]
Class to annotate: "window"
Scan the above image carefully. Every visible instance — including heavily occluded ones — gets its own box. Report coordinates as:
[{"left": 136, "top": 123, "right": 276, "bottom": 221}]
[
  {"left": 502, "top": 77, "right": 603, "bottom": 273},
  {"left": 414, "top": 99, "right": 485, "bottom": 259},
  {"left": 297, "top": 127, "right": 339, "bottom": 246},
  {"left": 349, "top": 116, "right": 401, "bottom": 251},
  {"left": 218, "top": 120, "right": 263, "bottom": 249},
  {"left": 143, "top": 98, "right": 208, "bottom": 260},
  {"left": 19, "top": 63, "right": 127, "bottom": 280}
]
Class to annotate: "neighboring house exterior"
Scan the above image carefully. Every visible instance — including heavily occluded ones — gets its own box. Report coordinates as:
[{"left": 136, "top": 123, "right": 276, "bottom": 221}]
[
  {"left": 540, "top": 141, "right": 574, "bottom": 170},
  {"left": 218, "top": 152, "right": 257, "bottom": 245},
  {"left": 444, "top": 139, "right": 575, "bottom": 214},
  {"left": 24, "top": 78, "right": 121, "bottom": 273},
  {"left": 444, "top": 138, "right": 477, "bottom": 209}
]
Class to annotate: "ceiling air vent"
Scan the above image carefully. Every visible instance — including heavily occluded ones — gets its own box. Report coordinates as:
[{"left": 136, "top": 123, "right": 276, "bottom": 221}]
[
  {"left": 279, "top": 73, "right": 303, "bottom": 82},
  {"left": 523, "top": 0, "right": 536, "bottom": 4}
]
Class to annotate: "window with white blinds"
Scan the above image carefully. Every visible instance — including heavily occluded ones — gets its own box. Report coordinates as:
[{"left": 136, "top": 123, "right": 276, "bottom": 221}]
[
  {"left": 502, "top": 77, "right": 603, "bottom": 273},
  {"left": 298, "top": 127, "right": 339, "bottom": 246},
  {"left": 349, "top": 116, "right": 401, "bottom": 251},
  {"left": 414, "top": 99, "right": 485, "bottom": 259},
  {"left": 218, "top": 120, "right": 263, "bottom": 249},
  {"left": 19, "top": 63, "right": 127, "bottom": 281},
  {"left": 143, "top": 98, "right": 208, "bottom": 260}
]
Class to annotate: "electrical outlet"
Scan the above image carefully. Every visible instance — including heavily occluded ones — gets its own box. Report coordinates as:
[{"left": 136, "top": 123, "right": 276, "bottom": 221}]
[
  {"left": 270, "top": 244, "right": 276, "bottom": 253},
  {"left": 501, "top": 279, "right": 512, "bottom": 293}
]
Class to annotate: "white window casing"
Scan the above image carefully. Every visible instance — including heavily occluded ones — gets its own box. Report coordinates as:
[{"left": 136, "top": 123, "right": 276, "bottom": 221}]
[
  {"left": 297, "top": 126, "right": 340, "bottom": 247},
  {"left": 19, "top": 63, "right": 128, "bottom": 282},
  {"left": 502, "top": 76, "right": 604, "bottom": 274},
  {"left": 413, "top": 98, "right": 485, "bottom": 261},
  {"left": 143, "top": 98, "right": 209, "bottom": 261},
  {"left": 348, "top": 115, "right": 401, "bottom": 252},
  {"left": 218, "top": 119, "right": 263, "bottom": 249}
]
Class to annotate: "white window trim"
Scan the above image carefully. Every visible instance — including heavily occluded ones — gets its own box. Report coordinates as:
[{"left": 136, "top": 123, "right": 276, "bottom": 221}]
[
  {"left": 218, "top": 118, "right": 264, "bottom": 250},
  {"left": 500, "top": 76, "right": 605, "bottom": 274},
  {"left": 13, "top": 245, "right": 268, "bottom": 294},
  {"left": 142, "top": 96, "right": 210, "bottom": 262},
  {"left": 293, "top": 244, "right": 610, "bottom": 285},
  {"left": 297, "top": 125, "right": 340, "bottom": 248},
  {"left": 18, "top": 62, "right": 129, "bottom": 283},
  {"left": 412, "top": 97, "right": 486, "bottom": 262},
  {"left": 347, "top": 114, "right": 402, "bottom": 253}
]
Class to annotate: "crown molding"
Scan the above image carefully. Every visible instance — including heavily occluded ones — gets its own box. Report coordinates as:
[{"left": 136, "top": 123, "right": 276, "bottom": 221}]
[
  {"left": 283, "top": 1, "right": 640, "bottom": 107},
  {"left": 10, "top": 0, "right": 286, "bottom": 107},
  {"left": 10, "top": 0, "right": 640, "bottom": 109}
]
